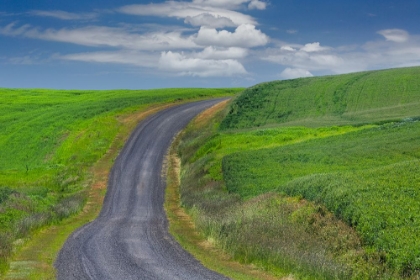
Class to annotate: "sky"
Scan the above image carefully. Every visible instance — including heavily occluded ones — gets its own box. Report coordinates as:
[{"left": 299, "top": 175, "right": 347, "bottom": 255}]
[{"left": 0, "top": 0, "right": 419, "bottom": 89}]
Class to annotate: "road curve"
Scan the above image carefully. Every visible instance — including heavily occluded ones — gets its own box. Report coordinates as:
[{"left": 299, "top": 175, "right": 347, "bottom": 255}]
[{"left": 55, "top": 99, "right": 229, "bottom": 280}]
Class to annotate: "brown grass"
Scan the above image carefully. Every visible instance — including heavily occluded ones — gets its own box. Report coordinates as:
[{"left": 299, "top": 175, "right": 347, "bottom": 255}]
[{"left": 193, "top": 99, "right": 230, "bottom": 128}]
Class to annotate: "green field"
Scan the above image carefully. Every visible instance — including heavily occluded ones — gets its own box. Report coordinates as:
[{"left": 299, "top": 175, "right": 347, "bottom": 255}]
[
  {"left": 178, "top": 67, "right": 420, "bottom": 278},
  {"left": 223, "top": 122, "right": 420, "bottom": 273},
  {"left": 0, "top": 87, "right": 242, "bottom": 274},
  {"left": 2, "top": 66, "right": 420, "bottom": 279},
  {"left": 221, "top": 67, "right": 420, "bottom": 129}
]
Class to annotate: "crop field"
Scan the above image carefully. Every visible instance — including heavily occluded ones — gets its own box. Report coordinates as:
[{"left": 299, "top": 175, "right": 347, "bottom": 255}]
[
  {"left": 0, "top": 87, "right": 242, "bottom": 274},
  {"left": 177, "top": 67, "right": 420, "bottom": 279},
  {"left": 223, "top": 121, "right": 420, "bottom": 273},
  {"left": 221, "top": 66, "right": 420, "bottom": 129}
]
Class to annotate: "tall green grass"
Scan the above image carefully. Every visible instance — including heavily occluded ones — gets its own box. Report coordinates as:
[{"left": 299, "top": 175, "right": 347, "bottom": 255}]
[
  {"left": 223, "top": 120, "right": 420, "bottom": 197},
  {"left": 0, "top": 87, "right": 242, "bottom": 274},
  {"left": 222, "top": 120, "right": 420, "bottom": 276}
]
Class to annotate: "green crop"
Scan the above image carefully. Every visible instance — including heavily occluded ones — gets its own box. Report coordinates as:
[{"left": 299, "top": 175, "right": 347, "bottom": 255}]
[
  {"left": 178, "top": 66, "right": 420, "bottom": 278},
  {"left": 221, "top": 66, "right": 420, "bottom": 129},
  {"left": 0, "top": 87, "right": 242, "bottom": 274},
  {"left": 222, "top": 121, "right": 420, "bottom": 273}
]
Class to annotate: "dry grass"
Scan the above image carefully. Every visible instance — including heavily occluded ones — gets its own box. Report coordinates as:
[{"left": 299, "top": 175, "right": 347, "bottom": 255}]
[{"left": 193, "top": 99, "right": 230, "bottom": 128}]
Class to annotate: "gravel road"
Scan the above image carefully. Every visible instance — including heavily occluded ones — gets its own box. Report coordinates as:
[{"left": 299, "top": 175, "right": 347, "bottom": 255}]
[{"left": 55, "top": 99, "right": 229, "bottom": 280}]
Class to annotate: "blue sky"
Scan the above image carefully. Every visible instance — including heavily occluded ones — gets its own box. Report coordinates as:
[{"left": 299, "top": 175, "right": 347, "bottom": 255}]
[{"left": 1, "top": 0, "right": 419, "bottom": 89}]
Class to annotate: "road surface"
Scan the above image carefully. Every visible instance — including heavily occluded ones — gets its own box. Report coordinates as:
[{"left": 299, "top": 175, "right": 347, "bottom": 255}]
[{"left": 55, "top": 99, "right": 229, "bottom": 280}]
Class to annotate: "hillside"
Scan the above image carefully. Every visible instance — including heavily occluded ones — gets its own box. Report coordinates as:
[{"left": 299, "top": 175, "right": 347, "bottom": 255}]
[
  {"left": 221, "top": 66, "right": 420, "bottom": 129},
  {"left": 177, "top": 67, "right": 420, "bottom": 279}
]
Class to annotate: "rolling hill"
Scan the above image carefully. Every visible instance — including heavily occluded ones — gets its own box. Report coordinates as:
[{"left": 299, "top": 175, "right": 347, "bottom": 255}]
[
  {"left": 221, "top": 66, "right": 420, "bottom": 129},
  {"left": 178, "top": 66, "right": 420, "bottom": 279}
]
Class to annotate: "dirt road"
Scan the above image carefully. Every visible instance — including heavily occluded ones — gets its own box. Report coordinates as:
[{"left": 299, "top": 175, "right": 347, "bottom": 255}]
[{"left": 55, "top": 99, "right": 229, "bottom": 280}]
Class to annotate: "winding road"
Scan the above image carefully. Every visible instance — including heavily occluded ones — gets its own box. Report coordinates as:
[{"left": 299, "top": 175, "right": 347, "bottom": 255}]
[{"left": 55, "top": 99, "right": 229, "bottom": 280}]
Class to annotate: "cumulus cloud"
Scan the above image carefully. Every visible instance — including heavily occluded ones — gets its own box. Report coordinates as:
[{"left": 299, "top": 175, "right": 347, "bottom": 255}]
[
  {"left": 0, "top": 0, "right": 272, "bottom": 79},
  {"left": 248, "top": 0, "right": 267, "bottom": 10},
  {"left": 280, "top": 46, "right": 296, "bottom": 51},
  {"left": 263, "top": 29, "right": 420, "bottom": 75},
  {"left": 184, "top": 13, "right": 236, "bottom": 28},
  {"left": 193, "top": 46, "right": 248, "bottom": 59},
  {"left": 118, "top": 2, "right": 256, "bottom": 27},
  {"left": 195, "top": 24, "right": 269, "bottom": 48},
  {"left": 377, "top": 29, "right": 409, "bottom": 43},
  {"left": 159, "top": 51, "right": 247, "bottom": 77},
  {"left": 280, "top": 68, "right": 313, "bottom": 79},
  {"left": 301, "top": 42, "right": 330, "bottom": 52},
  {"left": 29, "top": 10, "right": 98, "bottom": 20}
]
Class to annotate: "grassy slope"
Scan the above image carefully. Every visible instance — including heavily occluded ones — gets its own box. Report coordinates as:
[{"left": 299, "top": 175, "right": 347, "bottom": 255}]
[
  {"left": 221, "top": 66, "right": 420, "bottom": 129},
  {"left": 178, "top": 67, "right": 420, "bottom": 278},
  {"left": 223, "top": 122, "right": 420, "bottom": 272},
  {"left": 0, "top": 87, "right": 242, "bottom": 275},
  {"left": 178, "top": 104, "right": 378, "bottom": 279}
]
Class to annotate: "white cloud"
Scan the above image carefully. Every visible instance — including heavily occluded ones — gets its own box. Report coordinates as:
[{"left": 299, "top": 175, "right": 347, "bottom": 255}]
[
  {"left": 377, "top": 29, "right": 409, "bottom": 43},
  {"left": 195, "top": 24, "right": 269, "bottom": 48},
  {"left": 263, "top": 42, "right": 344, "bottom": 71},
  {"left": 8, "top": 0, "right": 420, "bottom": 82},
  {"left": 280, "top": 68, "right": 313, "bottom": 79},
  {"left": 0, "top": 0, "right": 270, "bottom": 79},
  {"left": 192, "top": 0, "right": 247, "bottom": 8},
  {"left": 0, "top": 23, "right": 31, "bottom": 36},
  {"left": 263, "top": 29, "right": 420, "bottom": 75},
  {"left": 159, "top": 51, "right": 247, "bottom": 77},
  {"left": 60, "top": 50, "right": 158, "bottom": 67},
  {"left": 194, "top": 46, "right": 248, "bottom": 59},
  {"left": 0, "top": 23, "right": 199, "bottom": 51},
  {"left": 60, "top": 47, "right": 249, "bottom": 77},
  {"left": 300, "top": 42, "right": 330, "bottom": 52},
  {"left": 184, "top": 13, "right": 236, "bottom": 28},
  {"left": 29, "top": 10, "right": 97, "bottom": 20},
  {"left": 309, "top": 54, "right": 344, "bottom": 67},
  {"left": 118, "top": 2, "right": 256, "bottom": 27},
  {"left": 248, "top": 0, "right": 267, "bottom": 10},
  {"left": 192, "top": 0, "right": 266, "bottom": 10},
  {"left": 281, "top": 46, "right": 296, "bottom": 51},
  {"left": 286, "top": 29, "right": 298, "bottom": 34}
]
